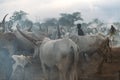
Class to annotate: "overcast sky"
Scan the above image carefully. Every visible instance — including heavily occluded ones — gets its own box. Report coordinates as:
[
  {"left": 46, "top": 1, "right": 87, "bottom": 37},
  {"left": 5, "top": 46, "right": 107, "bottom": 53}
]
[{"left": 0, "top": 0, "right": 120, "bottom": 22}]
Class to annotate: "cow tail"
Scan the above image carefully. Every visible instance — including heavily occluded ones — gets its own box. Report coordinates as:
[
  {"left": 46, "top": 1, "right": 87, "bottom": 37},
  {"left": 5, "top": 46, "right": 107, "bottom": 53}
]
[{"left": 70, "top": 46, "right": 79, "bottom": 80}]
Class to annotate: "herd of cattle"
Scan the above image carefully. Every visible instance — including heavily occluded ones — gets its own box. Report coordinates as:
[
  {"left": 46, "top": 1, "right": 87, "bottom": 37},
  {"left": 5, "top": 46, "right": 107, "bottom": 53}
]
[{"left": 0, "top": 15, "right": 113, "bottom": 80}]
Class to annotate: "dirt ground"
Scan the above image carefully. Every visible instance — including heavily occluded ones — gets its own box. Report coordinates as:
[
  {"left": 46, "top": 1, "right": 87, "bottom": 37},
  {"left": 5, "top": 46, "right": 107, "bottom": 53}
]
[
  {"left": 79, "top": 47, "right": 120, "bottom": 80},
  {"left": 1, "top": 47, "right": 120, "bottom": 80}
]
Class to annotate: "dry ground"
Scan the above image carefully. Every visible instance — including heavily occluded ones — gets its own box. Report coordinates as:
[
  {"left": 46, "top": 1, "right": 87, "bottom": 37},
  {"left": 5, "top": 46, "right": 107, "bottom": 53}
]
[{"left": 1, "top": 47, "right": 120, "bottom": 80}]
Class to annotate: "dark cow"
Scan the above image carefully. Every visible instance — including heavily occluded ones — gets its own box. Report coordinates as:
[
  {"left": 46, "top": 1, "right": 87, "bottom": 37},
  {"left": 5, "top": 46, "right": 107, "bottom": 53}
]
[{"left": 0, "top": 48, "right": 14, "bottom": 80}]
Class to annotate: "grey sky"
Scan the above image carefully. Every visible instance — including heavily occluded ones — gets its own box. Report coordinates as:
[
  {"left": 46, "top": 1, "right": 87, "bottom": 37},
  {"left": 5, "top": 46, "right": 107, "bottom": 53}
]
[{"left": 0, "top": 0, "right": 120, "bottom": 22}]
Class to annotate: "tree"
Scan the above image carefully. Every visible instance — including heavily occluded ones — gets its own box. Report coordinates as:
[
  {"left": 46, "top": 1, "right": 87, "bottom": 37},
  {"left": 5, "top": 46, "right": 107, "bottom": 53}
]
[
  {"left": 91, "top": 18, "right": 104, "bottom": 27},
  {"left": 44, "top": 18, "right": 58, "bottom": 27},
  {"left": 10, "top": 10, "right": 28, "bottom": 22},
  {"left": 7, "top": 20, "right": 13, "bottom": 32},
  {"left": 57, "top": 24, "right": 61, "bottom": 39},
  {"left": 34, "top": 22, "right": 42, "bottom": 31},
  {"left": 87, "top": 18, "right": 105, "bottom": 34},
  {"left": 58, "top": 12, "right": 83, "bottom": 28},
  {"left": 43, "top": 18, "right": 58, "bottom": 33},
  {"left": 72, "top": 12, "right": 83, "bottom": 21},
  {"left": 9, "top": 10, "right": 28, "bottom": 29},
  {"left": 44, "top": 18, "right": 62, "bottom": 38},
  {"left": 113, "top": 22, "right": 120, "bottom": 27},
  {"left": 23, "top": 19, "right": 33, "bottom": 32}
]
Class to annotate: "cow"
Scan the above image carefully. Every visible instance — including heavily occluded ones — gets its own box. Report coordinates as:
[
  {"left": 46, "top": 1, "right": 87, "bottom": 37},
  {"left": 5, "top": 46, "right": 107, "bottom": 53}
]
[
  {"left": 0, "top": 26, "right": 46, "bottom": 56},
  {"left": 0, "top": 32, "right": 17, "bottom": 56},
  {"left": 0, "top": 31, "right": 34, "bottom": 56},
  {"left": 17, "top": 27, "right": 79, "bottom": 80},
  {"left": 69, "top": 34, "right": 112, "bottom": 73},
  {"left": 0, "top": 15, "right": 34, "bottom": 56},
  {"left": 0, "top": 48, "right": 14, "bottom": 80},
  {"left": 69, "top": 34, "right": 111, "bottom": 60},
  {"left": 11, "top": 55, "right": 32, "bottom": 79}
]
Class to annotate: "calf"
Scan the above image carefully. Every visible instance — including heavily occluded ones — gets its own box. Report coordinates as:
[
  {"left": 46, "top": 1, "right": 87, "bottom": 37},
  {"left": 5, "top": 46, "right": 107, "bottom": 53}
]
[{"left": 11, "top": 55, "right": 31, "bottom": 76}]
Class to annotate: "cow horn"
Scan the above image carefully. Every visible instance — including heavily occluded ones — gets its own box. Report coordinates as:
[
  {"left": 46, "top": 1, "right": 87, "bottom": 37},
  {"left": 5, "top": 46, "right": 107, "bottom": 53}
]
[
  {"left": 16, "top": 25, "right": 38, "bottom": 46},
  {"left": 1, "top": 14, "right": 8, "bottom": 26},
  {"left": 1, "top": 14, "right": 8, "bottom": 32}
]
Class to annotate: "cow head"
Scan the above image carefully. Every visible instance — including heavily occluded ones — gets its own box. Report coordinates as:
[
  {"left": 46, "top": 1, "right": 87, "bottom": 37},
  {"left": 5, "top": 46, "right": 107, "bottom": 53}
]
[
  {"left": 16, "top": 25, "right": 43, "bottom": 46},
  {"left": 16, "top": 25, "right": 46, "bottom": 58}
]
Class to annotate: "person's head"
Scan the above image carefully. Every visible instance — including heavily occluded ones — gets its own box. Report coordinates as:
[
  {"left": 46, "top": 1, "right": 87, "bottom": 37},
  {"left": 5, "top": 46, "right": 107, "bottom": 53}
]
[
  {"left": 77, "top": 23, "right": 81, "bottom": 29},
  {"left": 111, "top": 25, "right": 114, "bottom": 28}
]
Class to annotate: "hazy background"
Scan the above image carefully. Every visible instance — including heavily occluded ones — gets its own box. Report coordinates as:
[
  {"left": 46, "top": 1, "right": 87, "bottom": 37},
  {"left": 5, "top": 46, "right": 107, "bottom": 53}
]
[{"left": 0, "top": 0, "right": 120, "bottom": 22}]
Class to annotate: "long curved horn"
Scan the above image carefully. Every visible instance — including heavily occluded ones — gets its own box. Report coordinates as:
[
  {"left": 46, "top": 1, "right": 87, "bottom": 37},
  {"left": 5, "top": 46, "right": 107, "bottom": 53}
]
[
  {"left": 1, "top": 14, "right": 8, "bottom": 32},
  {"left": 2, "top": 14, "right": 8, "bottom": 24},
  {"left": 16, "top": 25, "right": 38, "bottom": 45}
]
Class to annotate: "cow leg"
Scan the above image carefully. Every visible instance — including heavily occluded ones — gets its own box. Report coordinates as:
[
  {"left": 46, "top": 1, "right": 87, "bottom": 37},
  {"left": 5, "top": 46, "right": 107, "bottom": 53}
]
[
  {"left": 60, "top": 69, "right": 67, "bottom": 80},
  {"left": 58, "top": 70, "right": 64, "bottom": 80},
  {"left": 106, "top": 50, "right": 112, "bottom": 63},
  {"left": 63, "top": 72, "right": 66, "bottom": 80},
  {"left": 57, "top": 59, "right": 72, "bottom": 80},
  {"left": 108, "top": 53, "right": 112, "bottom": 63},
  {"left": 96, "top": 58, "right": 104, "bottom": 74},
  {"left": 49, "top": 66, "right": 59, "bottom": 80},
  {"left": 22, "top": 68, "right": 25, "bottom": 80},
  {"left": 41, "top": 63, "right": 49, "bottom": 80},
  {"left": 33, "top": 47, "right": 39, "bottom": 58},
  {"left": 6, "top": 67, "right": 12, "bottom": 80},
  {"left": 10, "top": 64, "right": 17, "bottom": 79},
  {"left": 57, "top": 62, "right": 65, "bottom": 80}
]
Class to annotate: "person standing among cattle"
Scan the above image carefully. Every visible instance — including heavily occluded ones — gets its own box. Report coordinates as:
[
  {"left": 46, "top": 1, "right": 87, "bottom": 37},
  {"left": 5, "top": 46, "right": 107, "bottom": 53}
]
[
  {"left": 108, "top": 25, "right": 117, "bottom": 45},
  {"left": 77, "top": 23, "right": 84, "bottom": 36},
  {"left": 109, "top": 25, "right": 117, "bottom": 37}
]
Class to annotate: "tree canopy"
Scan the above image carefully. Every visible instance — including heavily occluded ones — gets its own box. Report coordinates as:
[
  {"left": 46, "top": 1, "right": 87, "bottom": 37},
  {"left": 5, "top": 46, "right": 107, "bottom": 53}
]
[{"left": 59, "top": 12, "right": 83, "bottom": 27}]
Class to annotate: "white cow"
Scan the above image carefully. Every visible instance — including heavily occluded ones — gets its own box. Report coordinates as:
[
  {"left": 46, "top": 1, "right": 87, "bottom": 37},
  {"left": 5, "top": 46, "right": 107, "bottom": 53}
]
[
  {"left": 38, "top": 38, "right": 79, "bottom": 80},
  {"left": 11, "top": 55, "right": 31, "bottom": 77}
]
